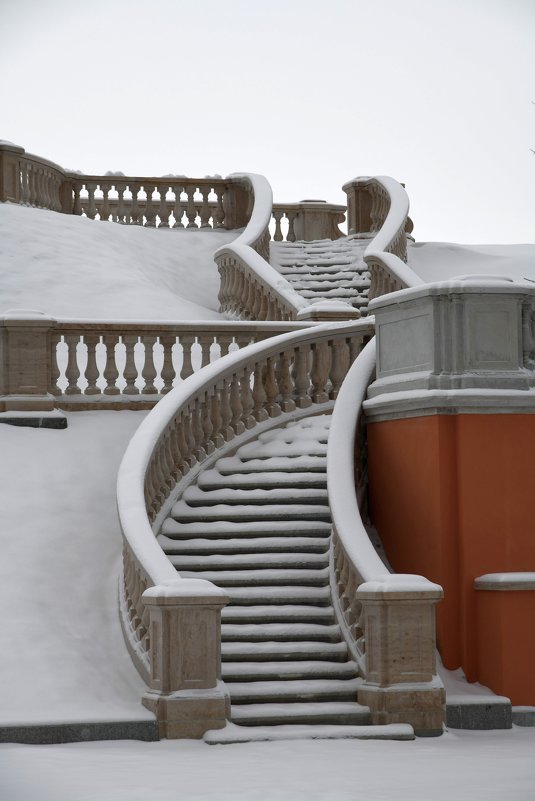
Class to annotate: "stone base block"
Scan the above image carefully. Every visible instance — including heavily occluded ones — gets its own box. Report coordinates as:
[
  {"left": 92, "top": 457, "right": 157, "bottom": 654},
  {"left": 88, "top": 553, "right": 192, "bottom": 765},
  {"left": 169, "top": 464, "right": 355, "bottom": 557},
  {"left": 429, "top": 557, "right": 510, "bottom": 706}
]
[
  {"left": 3, "top": 395, "right": 56, "bottom": 412},
  {"left": 446, "top": 700, "right": 512, "bottom": 730},
  {"left": 0, "top": 410, "right": 67, "bottom": 428},
  {"left": 512, "top": 706, "right": 535, "bottom": 727},
  {"left": 143, "top": 685, "right": 228, "bottom": 739},
  {"left": 358, "top": 683, "right": 446, "bottom": 737}
]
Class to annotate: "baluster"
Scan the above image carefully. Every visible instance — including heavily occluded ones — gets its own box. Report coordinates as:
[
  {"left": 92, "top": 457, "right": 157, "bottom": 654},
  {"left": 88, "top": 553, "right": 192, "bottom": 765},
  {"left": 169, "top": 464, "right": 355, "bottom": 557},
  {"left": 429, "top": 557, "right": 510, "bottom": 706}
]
[
  {"left": 210, "top": 386, "right": 225, "bottom": 448},
  {"left": 183, "top": 404, "right": 198, "bottom": 464},
  {"left": 100, "top": 183, "right": 110, "bottom": 221},
  {"left": 294, "top": 345, "right": 312, "bottom": 408},
  {"left": 251, "top": 362, "right": 268, "bottom": 422},
  {"left": 72, "top": 182, "right": 82, "bottom": 215},
  {"left": 240, "top": 366, "right": 255, "bottom": 428},
  {"left": 64, "top": 334, "right": 81, "bottom": 394},
  {"left": 87, "top": 183, "right": 96, "bottom": 219},
  {"left": 329, "top": 338, "right": 350, "bottom": 399},
  {"left": 218, "top": 334, "right": 233, "bottom": 358},
  {"left": 176, "top": 417, "right": 190, "bottom": 474},
  {"left": 310, "top": 342, "right": 331, "bottom": 404},
  {"left": 173, "top": 188, "right": 185, "bottom": 228},
  {"left": 160, "top": 334, "right": 176, "bottom": 393},
  {"left": 276, "top": 350, "right": 295, "bottom": 412},
  {"left": 286, "top": 211, "right": 297, "bottom": 242},
  {"left": 84, "top": 333, "right": 102, "bottom": 395},
  {"left": 116, "top": 183, "right": 126, "bottom": 223},
  {"left": 157, "top": 184, "right": 169, "bottom": 228},
  {"left": 141, "top": 335, "right": 158, "bottom": 394},
  {"left": 168, "top": 421, "right": 183, "bottom": 483},
  {"left": 20, "top": 164, "right": 30, "bottom": 205},
  {"left": 349, "top": 335, "right": 363, "bottom": 365},
  {"left": 265, "top": 356, "right": 281, "bottom": 417},
  {"left": 49, "top": 333, "right": 62, "bottom": 395},
  {"left": 144, "top": 185, "right": 156, "bottom": 227},
  {"left": 186, "top": 187, "right": 197, "bottom": 227},
  {"left": 220, "top": 378, "right": 234, "bottom": 441},
  {"left": 129, "top": 183, "right": 140, "bottom": 224},
  {"left": 103, "top": 334, "right": 120, "bottom": 395},
  {"left": 273, "top": 210, "right": 283, "bottom": 241},
  {"left": 202, "top": 393, "right": 215, "bottom": 455},
  {"left": 215, "top": 188, "right": 225, "bottom": 228},
  {"left": 230, "top": 374, "right": 245, "bottom": 435},
  {"left": 123, "top": 334, "right": 139, "bottom": 394},
  {"left": 180, "top": 335, "right": 194, "bottom": 379},
  {"left": 200, "top": 187, "right": 211, "bottom": 228},
  {"left": 28, "top": 166, "right": 37, "bottom": 206},
  {"left": 198, "top": 335, "right": 213, "bottom": 369}
]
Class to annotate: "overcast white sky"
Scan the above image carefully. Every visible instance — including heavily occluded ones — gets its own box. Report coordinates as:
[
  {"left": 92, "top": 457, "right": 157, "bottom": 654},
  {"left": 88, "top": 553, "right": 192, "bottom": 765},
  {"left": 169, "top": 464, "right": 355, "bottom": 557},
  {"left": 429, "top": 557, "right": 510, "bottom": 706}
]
[{"left": 2, "top": 0, "right": 534, "bottom": 243}]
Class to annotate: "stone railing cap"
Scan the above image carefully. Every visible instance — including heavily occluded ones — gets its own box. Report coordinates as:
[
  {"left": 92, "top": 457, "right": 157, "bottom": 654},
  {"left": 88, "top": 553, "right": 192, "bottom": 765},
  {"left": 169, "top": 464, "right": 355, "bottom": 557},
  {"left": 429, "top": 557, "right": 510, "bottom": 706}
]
[
  {"left": 357, "top": 574, "right": 443, "bottom": 598},
  {"left": 0, "top": 141, "right": 25, "bottom": 153},
  {"left": 142, "top": 579, "right": 229, "bottom": 605},
  {"left": 475, "top": 572, "right": 535, "bottom": 591}
]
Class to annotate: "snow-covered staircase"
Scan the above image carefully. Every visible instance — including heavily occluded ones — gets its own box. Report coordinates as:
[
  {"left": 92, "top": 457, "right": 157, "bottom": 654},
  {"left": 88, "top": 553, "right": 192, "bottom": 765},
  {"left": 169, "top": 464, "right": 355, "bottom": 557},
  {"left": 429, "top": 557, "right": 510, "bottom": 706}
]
[
  {"left": 157, "top": 414, "right": 371, "bottom": 730},
  {"left": 270, "top": 236, "right": 371, "bottom": 314}
]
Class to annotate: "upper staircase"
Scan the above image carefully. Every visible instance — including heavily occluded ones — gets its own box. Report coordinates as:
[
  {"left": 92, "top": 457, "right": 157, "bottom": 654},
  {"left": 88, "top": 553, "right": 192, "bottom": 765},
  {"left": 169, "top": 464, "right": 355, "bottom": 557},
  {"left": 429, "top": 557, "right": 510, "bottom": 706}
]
[
  {"left": 158, "top": 414, "right": 370, "bottom": 729},
  {"left": 270, "top": 237, "right": 370, "bottom": 315}
]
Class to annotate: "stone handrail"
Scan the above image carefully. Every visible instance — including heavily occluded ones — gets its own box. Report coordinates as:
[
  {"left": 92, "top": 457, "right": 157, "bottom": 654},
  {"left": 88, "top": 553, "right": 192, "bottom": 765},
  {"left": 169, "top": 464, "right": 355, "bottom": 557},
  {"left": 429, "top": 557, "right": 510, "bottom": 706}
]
[
  {"left": 0, "top": 142, "right": 253, "bottom": 230},
  {"left": 215, "top": 174, "right": 309, "bottom": 321},
  {"left": 327, "top": 338, "right": 445, "bottom": 733},
  {"left": 0, "top": 312, "right": 313, "bottom": 413},
  {"left": 343, "top": 175, "right": 423, "bottom": 301},
  {"left": 116, "top": 318, "right": 374, "bottom": 734},
  {"left": 271, "top": 201, "right": 346, "bottom": 242}
]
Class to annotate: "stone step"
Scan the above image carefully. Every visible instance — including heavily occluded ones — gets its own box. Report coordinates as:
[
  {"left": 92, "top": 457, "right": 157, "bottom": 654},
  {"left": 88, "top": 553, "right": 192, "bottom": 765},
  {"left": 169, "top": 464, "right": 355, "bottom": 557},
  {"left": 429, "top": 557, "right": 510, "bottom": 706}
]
[
  {"left": 161, "top": 519, "right": 331, "bottom": 539},
  {"left": 234, "top": 440, "right": 327, "bottom": 460},
  {"left": 204, "top": 722, "right": 415, "bottom": 744},
  {"left": 223, "top": 585, "right": 332, "bottom": 606},
  {"left": 182, "top": 485, "right": 328, "bottom": 506},
  {"left": 198, "top": 468, "right": 327, "bottom": 490},
  {"left": 169, "top": 551, "right": 329, "bottom": 572},
  {"left": 222, "top": 660, "right": 358, "bottom": 681},
  {"left": 221, "top": 622, "right": 341, "bottom": 642},
  {"left": 226, "top": 678, "right": 362, "bottom": 704},
  {"left": 168, "top": 501, "right": 331, "bottom": 523},
  {"left": 222, "top": 605, "right": 335, "bottom": 624},
  {"left": 222, "top": 640, "right": 348, "bottom": 662},
  {"left": 178, "top": 567, "right": 329, "bottom": 587},
  {"left": 230, "top": 701, "right": 371, "bottom": 727},
  {"left": 159, "top": 535, "right": 329, "bottom": 556}
]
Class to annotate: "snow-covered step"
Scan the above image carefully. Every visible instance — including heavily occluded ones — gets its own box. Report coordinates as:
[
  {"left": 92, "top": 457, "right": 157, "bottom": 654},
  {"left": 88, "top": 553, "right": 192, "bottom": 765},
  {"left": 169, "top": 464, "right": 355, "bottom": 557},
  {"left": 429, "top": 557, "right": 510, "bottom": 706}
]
[
  {"left": 221, "top": 622, "right": 341, "bottom": 642},
  {"left": 222, "top": 660, "right": 358, "bottom": 681},
  {"left": 226, "top": 678, "right": 362, "bottom": 703},
  {"left": 182, "top": 485, "right": 328, "bottom": 506},
  {"left": 216, "top": 455, "right": 327, "bottom": 474},
  {"left": 169, "top": 551, "right": 328, "bottom": 572},
  {"left": 223, "top": 585, "right": 332, "bottom": 605},
  {"left": 159, "top": 535, "right": 329, "bottom": 556},
  {"left": 161, "top": 519, "right": 331, "bottom": 539},
  {"left": 197, "top": 468, "right": 327, "bottom": 490},
  {"left": 235, "top": 440, "right": 327, "bottom": 459},
  {"left": 222, "top": 640, "right": 348, "bottom": 662},
  {"left": 168, "top": 501, "right": 331, "bottom": 523},
  {"left": 222, "top": 605, "right": 335, "bottom": 624},
  {"left": 231, "top": 701, "right": 371, "bottom": 727},
  {"left": 204, "top": 722, "right": 415, "bottom": 744},
  {"left": 178, "top": 567, "right": 330, "bottom": 587}
]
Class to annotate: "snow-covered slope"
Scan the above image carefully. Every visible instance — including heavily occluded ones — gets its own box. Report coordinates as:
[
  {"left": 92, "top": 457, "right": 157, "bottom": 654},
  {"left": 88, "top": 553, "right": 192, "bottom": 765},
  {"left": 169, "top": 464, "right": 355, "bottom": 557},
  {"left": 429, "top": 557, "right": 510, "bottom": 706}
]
[
  {"left": 0, "top": 204, "right": 238, "bottom": 320},
  {"left": 408, "top": 241, "right": 535, "bottom": 284}
]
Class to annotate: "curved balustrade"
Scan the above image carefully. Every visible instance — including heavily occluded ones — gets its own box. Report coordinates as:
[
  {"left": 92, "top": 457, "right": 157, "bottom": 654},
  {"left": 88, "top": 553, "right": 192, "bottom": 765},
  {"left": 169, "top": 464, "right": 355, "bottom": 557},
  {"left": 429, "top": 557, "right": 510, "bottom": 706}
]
[
  {"left": 117, "top": 318, "right": 373, "bottom": 690},
  {"left": 215, "top": 174, "right": 308, "bottom": 321},
  {"left": 0, "top": 142, "right": 68, "bottom": 211},
  {"left": 327, "top": 339, "right": 445, "bottom": 732}
]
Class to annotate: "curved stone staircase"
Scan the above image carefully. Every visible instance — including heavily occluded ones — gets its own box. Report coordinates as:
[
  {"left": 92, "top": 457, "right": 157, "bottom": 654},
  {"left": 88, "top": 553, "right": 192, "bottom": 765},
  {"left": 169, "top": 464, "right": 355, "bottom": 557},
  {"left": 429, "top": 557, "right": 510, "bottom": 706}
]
[
  {"left": 270, "top": 236, "right": 371, "bottom": 314},
  {"left": 157, "top": 414, "right": 376, "bottom": 735}
]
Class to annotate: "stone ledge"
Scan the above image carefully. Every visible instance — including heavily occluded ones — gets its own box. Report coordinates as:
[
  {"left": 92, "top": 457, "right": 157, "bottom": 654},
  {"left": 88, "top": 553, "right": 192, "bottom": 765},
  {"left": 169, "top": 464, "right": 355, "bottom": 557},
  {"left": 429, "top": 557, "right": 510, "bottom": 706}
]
[
  {"left": 0, "top": 719, "right": 159, "bottom": 744},
  {"left": 0, "top": 411, "right": 67, "bottom": 429},
  {"left": 446, "top": 700, "right": 512, "bottom": 730}
]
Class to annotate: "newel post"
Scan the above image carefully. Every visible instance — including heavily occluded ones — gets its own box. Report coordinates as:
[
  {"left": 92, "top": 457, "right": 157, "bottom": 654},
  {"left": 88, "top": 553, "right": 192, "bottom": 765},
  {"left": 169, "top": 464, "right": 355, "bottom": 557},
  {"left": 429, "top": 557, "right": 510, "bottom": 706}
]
[
  {"left": 1, "top": 311, "right": 57, "bottom": 411},
  {"left": 356, "top": 576, "right": 445, "bottom": 736},
  {"left": 342, "top": 178, "right": 374, "bottom": 235},
  {"left": 224, "top": 179, "right": 252, "bottom": 229},
  {"left": 141, "top": 579, "right": 229, "bottom": 738}
]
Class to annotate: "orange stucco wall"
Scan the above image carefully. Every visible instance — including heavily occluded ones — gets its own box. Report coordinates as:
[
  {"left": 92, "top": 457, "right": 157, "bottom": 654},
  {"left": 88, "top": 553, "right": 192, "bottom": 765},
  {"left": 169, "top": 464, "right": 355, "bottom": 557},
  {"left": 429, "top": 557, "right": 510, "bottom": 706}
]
[{"left": 367, "top": 413, "right": 535, "bottom": 703}]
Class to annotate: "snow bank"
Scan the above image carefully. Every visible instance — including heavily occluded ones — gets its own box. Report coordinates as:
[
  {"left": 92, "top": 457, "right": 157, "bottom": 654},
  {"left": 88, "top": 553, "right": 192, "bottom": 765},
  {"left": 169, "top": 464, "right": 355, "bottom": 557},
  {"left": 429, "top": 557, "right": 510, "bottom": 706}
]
[
  {"left": 0, "top": 204, "right": 239, "bottom": 319},
  {"left": 408, "top": 241, "right": 535, "bottom": 284}
]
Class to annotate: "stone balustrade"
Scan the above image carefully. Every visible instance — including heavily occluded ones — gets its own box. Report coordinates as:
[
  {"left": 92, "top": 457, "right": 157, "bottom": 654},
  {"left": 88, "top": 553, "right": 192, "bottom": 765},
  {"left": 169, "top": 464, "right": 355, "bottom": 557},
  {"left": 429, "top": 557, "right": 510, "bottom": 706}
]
[
  {"left": 327, "top": 339, "right": 445, "bottom": 735},
  {"left": 271, "top": 201, "right": 346, "bottom": 242},
  {"left": 117, "top": 318, "right": 374, "bottom": 736},
  {"left": 0, "top": 313, "right": 313, "bottom": 413},
  {"left": 0, "top": 142, "right": 253, "bottom": 231}
]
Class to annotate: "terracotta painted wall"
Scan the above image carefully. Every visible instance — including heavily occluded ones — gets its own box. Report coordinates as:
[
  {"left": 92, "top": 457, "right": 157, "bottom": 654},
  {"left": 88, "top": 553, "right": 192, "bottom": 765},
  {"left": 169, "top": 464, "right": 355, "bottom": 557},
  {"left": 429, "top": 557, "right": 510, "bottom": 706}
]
[{"left": 367, "top": 413, "right": 535, "bottom": 703}]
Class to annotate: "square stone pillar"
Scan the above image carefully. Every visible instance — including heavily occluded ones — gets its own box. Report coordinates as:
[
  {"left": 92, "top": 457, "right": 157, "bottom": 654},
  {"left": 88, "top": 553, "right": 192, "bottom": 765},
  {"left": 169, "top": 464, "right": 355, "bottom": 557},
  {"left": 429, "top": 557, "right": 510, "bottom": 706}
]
[
  {"left": 141, "top": 580, "right": 229, "bottom": 739},
  {"left": 1, "top": 311, "right": 57, "bottom": 411},
  {"left": 342, "top": 178, "right": 374, "bottom": 235},
  {"left": 356, "top": 576, "right": 445, "bottom": 736}
]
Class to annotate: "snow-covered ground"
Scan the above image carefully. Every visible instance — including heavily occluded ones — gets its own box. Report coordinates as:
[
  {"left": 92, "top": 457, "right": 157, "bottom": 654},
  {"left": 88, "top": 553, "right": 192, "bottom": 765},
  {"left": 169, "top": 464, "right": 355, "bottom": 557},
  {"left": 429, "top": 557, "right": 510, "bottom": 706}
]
[
  {"left": 2, "top": 728, "right": 535, "bottom": 801},
  {"left": 0, "top": 203, "right": 236, "bottom": 319}
]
